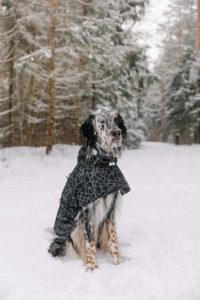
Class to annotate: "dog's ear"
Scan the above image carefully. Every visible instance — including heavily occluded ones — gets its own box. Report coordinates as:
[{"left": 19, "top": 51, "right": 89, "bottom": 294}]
[
  {"left": 115, "top": 113, "right": 127, "bottom": 139},
  {"left": 80, "top": 114, "right": 97, "bottom": 147}
]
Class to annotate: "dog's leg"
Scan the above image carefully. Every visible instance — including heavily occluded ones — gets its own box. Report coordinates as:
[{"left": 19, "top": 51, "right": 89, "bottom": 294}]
[
  {"left": 83, "top": 207, "right": 98, "bottom": 271},
  {"left": 107, "top": 220, "right": 123, "bottom": 265},
  {"left": 85, "top": 239, "right": 97, "bottom": 271}
]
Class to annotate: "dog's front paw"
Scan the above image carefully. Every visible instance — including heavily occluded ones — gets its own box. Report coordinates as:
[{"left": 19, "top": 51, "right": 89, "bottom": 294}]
[
  {"left": 113, "top": 255, "right": 124, "bottom": 265},
  {"left": 85, "top": 265, "right": 98, "bottom": 272},
  {"left": 85, "top": 262, "right": 98, "bottom": 272}
]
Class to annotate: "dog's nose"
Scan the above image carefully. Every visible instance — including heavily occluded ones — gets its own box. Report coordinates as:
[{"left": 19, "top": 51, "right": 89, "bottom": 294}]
[{"left": 111, "top": 129, "right": 121, "bottom": 137}]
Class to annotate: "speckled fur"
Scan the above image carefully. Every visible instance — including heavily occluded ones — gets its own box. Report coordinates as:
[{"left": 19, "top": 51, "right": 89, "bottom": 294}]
[{"left": 70, "top": 191, "right": 122, "bottom": 270}]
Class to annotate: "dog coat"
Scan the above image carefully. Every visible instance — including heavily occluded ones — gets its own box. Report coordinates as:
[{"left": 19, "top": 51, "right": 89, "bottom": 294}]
[{"left": 48, "top": 147, "right": 130, "bottom": 256}]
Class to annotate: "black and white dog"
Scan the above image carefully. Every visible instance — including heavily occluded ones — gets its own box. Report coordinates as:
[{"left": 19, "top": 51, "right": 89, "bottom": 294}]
[{"left": 48, "top": 107, "right": 130, "bottom": 271}]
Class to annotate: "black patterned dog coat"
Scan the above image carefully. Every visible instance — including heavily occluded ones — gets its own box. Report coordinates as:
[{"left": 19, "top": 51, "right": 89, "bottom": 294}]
[{"left": 48, "top": 146, "right": 130, "bottom": 257}]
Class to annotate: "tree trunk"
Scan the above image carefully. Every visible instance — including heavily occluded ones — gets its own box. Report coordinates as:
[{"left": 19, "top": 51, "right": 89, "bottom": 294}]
[
  {"left": 74, "top": 97, "right": 81, "bottom": 144},
  {"left": 198, "top": 126, "right": 200, "bottom": 143},
  {"left": 196, "top": 0, "right": 200, "bottom": 144},
  {"left": 72, "top": 0, "right": 92, "bottom": 144},
  {"left": 28, "top": 72, "right": 36, "bottom": 145},
  {"left": 83, "top": 0, "right": 91, "bottom": 16},
  {"left": 175, "top": 134, "right": 180, "bottom": 145},
  {"left": 197, "top": 0, "right": 200, "bottom": 51},
  {"left": 28, "top": 26, "right": 37, "bottom": 146},
  {"left": 7, "top": 32, "right": 15, "bottom": 146},
  {"left": 46, "top": 0, "right": 57, "bottom": 154}
]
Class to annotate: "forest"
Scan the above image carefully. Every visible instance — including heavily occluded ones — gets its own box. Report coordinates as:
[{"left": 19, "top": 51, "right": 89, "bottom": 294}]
[
  {"left": 0, "top": 0, "right": 200, "bottom": 152},
  {"left": 1, "top": 1, "right": 200, "bottom": 297}
]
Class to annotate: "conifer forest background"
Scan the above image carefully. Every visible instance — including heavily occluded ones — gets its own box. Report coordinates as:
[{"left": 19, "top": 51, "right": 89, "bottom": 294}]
[{"left": 0, "top": 0, "right": 200, "bottom": 153}]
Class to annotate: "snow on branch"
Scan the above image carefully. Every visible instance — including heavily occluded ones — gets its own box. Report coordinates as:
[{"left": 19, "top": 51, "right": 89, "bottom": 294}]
[{"left": 0, "top": 105, "right": 17, "bottom": 116}]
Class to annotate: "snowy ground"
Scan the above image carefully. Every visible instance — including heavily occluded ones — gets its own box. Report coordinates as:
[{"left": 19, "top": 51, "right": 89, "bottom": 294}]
[{"left": 0, "top": 142, "right": 200, "bottom": 300}]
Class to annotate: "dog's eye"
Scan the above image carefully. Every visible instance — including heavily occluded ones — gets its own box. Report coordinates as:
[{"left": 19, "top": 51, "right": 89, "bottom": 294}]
[{"left": 97, "top": 118, "right": 106, "bottom": 125}]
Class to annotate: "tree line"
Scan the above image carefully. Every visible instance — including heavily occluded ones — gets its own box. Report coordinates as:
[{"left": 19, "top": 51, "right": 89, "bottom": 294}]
[
  {"left": 145, "top": 0, "right": 200, "bottom": 145},
  {"left": 1, "top": 0, "right": 200, "bottom": 152},
  {"left": 0, "top": 0, "right": 150, "bottom": 152}
]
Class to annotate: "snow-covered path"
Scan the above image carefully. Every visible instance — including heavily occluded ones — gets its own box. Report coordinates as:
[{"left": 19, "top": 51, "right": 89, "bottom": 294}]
[{"left": 0, "top": 142, "right": 200, "bottom": 300}]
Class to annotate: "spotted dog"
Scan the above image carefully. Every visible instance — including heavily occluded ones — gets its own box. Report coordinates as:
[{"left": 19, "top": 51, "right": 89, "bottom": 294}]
[{"left": 48, "top": 107, "right": 130, "bottom": 271}]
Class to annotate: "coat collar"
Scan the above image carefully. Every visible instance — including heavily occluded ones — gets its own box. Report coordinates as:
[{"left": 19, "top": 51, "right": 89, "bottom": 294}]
[{"left": 78, "top": 146, "right": 118, "bottom": 166}]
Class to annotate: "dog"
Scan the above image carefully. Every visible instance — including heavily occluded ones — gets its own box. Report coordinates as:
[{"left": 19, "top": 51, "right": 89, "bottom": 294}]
[{"left": 48, "top": 107, "right": 130, "bottom": 271}]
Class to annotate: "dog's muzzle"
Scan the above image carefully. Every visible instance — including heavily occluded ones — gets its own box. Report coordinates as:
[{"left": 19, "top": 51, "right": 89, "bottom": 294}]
[{"left": 111, "top": 129, "right": 121, "bottom": 138}]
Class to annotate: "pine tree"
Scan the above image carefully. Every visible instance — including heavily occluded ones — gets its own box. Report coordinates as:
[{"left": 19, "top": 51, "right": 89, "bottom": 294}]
[
  {"left": 67, "top": 0, "right": 150, "bottom": 148},
  {"left": 46, "top": 0, "right": 57, "bottom": 154},
  {"left": 0, "top": 1, "right": 17, "bottom": 147},
  {"left": 155, "top": 0, "right": 200, "bottom": 144},
  {"left": 144, "top": 79, "right": 165, "bottom": 141},
  {"left": 195, "top": 0, "right": 200, "bottom": 142}
]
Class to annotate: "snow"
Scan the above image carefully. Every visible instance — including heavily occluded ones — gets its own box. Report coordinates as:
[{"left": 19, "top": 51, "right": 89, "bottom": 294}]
[{"left": 0, "top": 142, "right": 200, "bottom": 300}]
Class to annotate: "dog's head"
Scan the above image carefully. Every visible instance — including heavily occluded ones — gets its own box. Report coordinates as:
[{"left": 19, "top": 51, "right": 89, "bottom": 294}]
[{"left": 80, "top": 107, "right": 127, "bottom": 153}]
